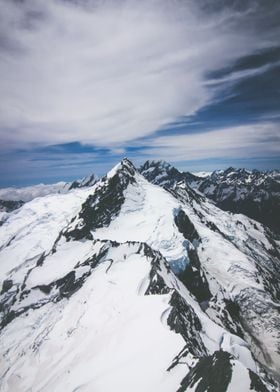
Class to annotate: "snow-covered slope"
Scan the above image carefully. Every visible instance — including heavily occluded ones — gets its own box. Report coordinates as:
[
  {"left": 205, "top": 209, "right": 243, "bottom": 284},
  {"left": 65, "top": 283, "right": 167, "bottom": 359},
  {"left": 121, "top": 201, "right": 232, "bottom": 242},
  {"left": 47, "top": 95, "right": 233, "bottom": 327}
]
[{"left": 0, "top": 159, "right": 279, "bottom": 391}]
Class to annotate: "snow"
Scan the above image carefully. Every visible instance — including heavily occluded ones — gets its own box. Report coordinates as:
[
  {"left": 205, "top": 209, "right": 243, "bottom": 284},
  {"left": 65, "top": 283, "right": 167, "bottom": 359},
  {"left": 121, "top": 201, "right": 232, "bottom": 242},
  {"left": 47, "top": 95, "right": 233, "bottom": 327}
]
[
  {"left": 95, "top": 173, "right": 189, "bottom": 273},
  {"left": 0, "top": 245, "right": 188, "bottom": 392},
  {"left": 27, "top": 240, "right": 102, "bottom": 287},
  {"left": 227, "top": 360, "right": 251, "bottom": 392},
  {"left": 221, "top": 334, "right": 256, "bottom": 372},
  {"left": 106, "top": 162, "right": 123, "bottom": 178},
  {"left": 0, "top": 210, "right": 9, "bottom": 224},
  {"left": 0, "top": 185, "right": 97, "bottom": 280},
  {"left": 192, "top": 171, "right": 212, "bottom": 178}
]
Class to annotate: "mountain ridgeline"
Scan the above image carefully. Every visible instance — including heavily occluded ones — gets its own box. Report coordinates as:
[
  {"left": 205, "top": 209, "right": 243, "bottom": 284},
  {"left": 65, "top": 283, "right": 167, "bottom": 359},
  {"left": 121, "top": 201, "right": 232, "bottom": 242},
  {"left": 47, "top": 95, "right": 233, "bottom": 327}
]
[
  {"left": 0, "top": 158, "right": 279, "bottom": 392},
  {"left": 139, "top": 161, "right": 280, "bottom": 233}
]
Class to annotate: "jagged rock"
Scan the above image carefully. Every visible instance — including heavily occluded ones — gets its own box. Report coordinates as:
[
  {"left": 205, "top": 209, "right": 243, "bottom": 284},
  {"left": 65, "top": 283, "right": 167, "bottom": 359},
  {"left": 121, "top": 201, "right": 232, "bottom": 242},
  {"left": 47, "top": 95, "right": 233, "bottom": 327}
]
[{"left": 197, "top": 168, "right": 280, "bottom": 233}]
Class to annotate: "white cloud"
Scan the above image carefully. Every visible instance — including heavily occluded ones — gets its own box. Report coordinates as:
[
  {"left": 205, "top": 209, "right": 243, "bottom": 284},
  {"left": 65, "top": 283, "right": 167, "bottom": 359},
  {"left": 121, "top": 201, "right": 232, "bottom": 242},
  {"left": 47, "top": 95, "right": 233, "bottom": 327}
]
[
  {"left": 0, "top": 0, "right": 278, "bottom": 149},
  {"left": 139, "top": 122, "right": 280, "bottom": 161},
  {"left": 205, "top": 61, "right": 280, "bottom": 87}
]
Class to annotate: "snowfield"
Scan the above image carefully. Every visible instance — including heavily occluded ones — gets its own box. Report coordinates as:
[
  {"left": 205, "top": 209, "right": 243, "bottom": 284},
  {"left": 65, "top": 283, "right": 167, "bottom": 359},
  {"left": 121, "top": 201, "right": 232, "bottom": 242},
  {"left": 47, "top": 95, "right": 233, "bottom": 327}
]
[{"left": 0, "top": 186, "right": 97, "bottom": 279}]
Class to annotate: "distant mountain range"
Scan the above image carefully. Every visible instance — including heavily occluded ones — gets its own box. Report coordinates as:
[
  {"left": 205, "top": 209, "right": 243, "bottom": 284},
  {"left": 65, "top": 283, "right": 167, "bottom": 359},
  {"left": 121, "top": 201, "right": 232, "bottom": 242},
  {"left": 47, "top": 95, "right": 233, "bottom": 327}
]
[
  {"left": 0, "top": 159, "right": 279, "bottom": 391},
  {"left": 140, "top": 161, "right": 280, "bottom": 233}
]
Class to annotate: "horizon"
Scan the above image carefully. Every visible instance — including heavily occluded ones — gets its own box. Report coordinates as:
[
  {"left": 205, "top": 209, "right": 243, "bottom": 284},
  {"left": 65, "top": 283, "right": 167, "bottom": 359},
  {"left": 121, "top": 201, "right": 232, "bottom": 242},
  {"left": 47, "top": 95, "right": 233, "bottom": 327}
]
[
  {"left": 0, "top": 157, "right": 279, "bottom": 189},
  {"left": 0, "top": 0, "right": 279, "bottom": 187}
]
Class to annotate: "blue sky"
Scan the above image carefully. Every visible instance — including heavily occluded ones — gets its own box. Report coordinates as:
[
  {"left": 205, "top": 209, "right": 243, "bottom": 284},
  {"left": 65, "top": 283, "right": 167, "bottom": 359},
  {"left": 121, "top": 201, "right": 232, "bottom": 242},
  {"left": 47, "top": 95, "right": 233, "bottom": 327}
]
[{"left": 0, "top": 0, "right": 279, "bottom": 186}]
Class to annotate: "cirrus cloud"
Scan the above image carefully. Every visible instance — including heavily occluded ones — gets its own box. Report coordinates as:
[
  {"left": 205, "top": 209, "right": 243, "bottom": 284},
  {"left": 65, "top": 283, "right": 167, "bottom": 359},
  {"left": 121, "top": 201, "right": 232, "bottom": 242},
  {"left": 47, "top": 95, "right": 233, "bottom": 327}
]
[
  {"left": 0, "top": 0, "right": 279, "bottom": 150},
  {"left": 137, "top": 122, "right": 280, "bottom": 161}
]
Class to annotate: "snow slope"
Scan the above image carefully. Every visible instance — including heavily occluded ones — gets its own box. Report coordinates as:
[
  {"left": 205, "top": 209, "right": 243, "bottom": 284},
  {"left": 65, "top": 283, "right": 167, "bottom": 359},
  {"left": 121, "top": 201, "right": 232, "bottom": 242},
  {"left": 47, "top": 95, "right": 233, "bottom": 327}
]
[{"left": 0, "top": 186, "right": 97, "bottom": 280}]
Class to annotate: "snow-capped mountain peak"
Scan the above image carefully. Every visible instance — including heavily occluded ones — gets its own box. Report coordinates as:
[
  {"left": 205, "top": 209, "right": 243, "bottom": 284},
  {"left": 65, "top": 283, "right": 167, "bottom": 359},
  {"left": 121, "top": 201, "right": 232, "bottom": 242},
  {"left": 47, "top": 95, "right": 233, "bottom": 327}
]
[
  {"left": 139, "top": 159, "right": 199, "bottom": 189},
  {"left": 197, "top": 167, "right": 280, "bottom": 232},
  {"left": 68, "top": 173, "right": 97, "bottom": 189},
  {"left": 0, "top": 159, "right": 279, "bottom": 391},
  {"left": 107, "top": 157, "right": 137, "bottom": 179}
]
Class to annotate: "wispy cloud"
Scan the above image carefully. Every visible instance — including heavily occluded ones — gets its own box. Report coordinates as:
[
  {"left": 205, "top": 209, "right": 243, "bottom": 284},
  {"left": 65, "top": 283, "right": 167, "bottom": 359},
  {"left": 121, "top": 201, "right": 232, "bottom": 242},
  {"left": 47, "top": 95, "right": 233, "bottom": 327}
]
[
  {"left": 137, "top": 122, "right": 280, "bottom": 161},
  {"left": 0, "top": 0, "right": 279, "bottom": 150},
  {"left": 205, "top": 61, "right": 280, "bottom": 87}
]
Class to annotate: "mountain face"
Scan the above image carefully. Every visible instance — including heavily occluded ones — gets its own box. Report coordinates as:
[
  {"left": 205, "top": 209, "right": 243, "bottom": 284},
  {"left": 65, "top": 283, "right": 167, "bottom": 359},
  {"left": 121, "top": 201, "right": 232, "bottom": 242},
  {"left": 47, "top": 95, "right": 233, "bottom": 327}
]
[
  {"left": 0, "top": 199, "right": 25, "bottom": 213},
  {"left": 0, "top": 200, "right": 25, "bottom": 230},
  {"left": 0, "top": 159, "right": 279, "bottom": 392},
  {"left": 196, "top": 168, "right": 280, "bottom": 234},
  {"left": 140, "top": 161, "right": 280, "bottom": 234},
  {"left": 68, "top": 173, "right": 97, "bottom": 190},
  {"left": 139, "top": 160, "right": 200, "bottom": 189}
]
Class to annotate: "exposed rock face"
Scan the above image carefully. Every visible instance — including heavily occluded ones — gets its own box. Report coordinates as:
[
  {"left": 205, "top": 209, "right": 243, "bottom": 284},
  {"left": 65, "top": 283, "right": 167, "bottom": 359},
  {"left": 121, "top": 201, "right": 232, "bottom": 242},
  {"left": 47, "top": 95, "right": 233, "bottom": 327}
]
[
  {"left": 0, "top": 199, "right": 24, "bottom": 213},
  {"left": 64, "top": 159, "right": 136, "bottom": 240},
  {"left": 139, "top": 159, "right": 199, "bottom": 189},
  {"left": 196, "top": 168, "right": 280, "bottom": 234}
]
